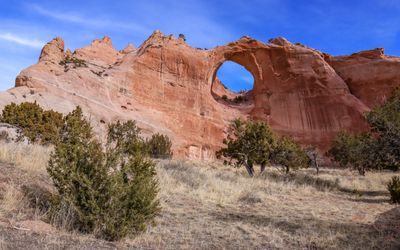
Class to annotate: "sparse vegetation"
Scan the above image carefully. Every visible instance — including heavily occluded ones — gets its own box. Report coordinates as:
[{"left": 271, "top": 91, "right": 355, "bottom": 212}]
[
  {"left": 47, "top": 108, "right": 160, "bottom": 241},
  {"left": 305, "top": 146, "right": 322, "bottom": 175},
  {"left": 220, "top": 94, "right": 248, "bottom": 104},
  {"left": 60, "top": 56, "right": 88, "bottom": 72},
  {"left": 178, "top": 33, "right": 186, "bottom": 41},
  {"left": 59, "top": 56, "right": 87, "bottom": 68},
  {"left": 90, "top": 69, "right": 105, "bottom": 77},
  {"left": 232, "top": 95, "right": 248, "bottom": 103},
  {"left": 387, "top": 176, "right": 400, "bottom": 203},
  {"left": 146, "top": 133, "right": 173, "bottom": 159},
  {"left": 0, "top": 102, "right": 63, "bottom": 145},
  {"left": 119, "top": 87, "right": 128, "bottom": 95}
]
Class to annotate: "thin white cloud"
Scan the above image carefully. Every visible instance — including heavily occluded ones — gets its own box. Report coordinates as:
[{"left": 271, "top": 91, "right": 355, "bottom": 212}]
[
  {"left": 241, "top": 75, "right": 254, "bottom": 84},
  {"left": 30, "top": 4, "right": 150, "bottom": 35},
  {"left": 0, "top": 33, "right": 44, "bottom": 48}
]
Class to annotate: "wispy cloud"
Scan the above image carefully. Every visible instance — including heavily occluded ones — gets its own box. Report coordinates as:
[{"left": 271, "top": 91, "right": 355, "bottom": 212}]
[
  {"left": 241, "top": 75, "right": 254, "bottom": 84},
  {"left": 133, "top": 1, "right": 237, "bottom": 47},
  {"left": 0, "top": 33, "right": 44, "bottom": 48},
  {"left": 30, "top": 4, "right": 151, "bottom": 35}
]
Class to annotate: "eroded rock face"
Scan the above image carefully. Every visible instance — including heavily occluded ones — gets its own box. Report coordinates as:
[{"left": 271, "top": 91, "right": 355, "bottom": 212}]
[
  {"left": 38, "top": 37, "right": 65, "bottom": 63},
  {"left": 325, "top": 48, "right": 400, "bottom": 108},
  {"left": 1, "top": 31, "right": 399, "bottom": 159}
]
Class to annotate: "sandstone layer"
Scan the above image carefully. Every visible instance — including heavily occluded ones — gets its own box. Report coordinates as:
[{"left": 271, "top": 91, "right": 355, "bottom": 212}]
[{"left": 1, "top": 31, "right": 399, "bottom": 159}]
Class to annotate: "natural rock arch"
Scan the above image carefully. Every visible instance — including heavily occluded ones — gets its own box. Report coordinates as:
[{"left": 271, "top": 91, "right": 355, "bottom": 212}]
[
  {"left": 208, "top": 36, "right": 369, "bottom": 149},
  {"left": 2, "top": 31, "right": 400, "bottom": 160},
  {"left": 210, "top": 59, "right": 256, "bottom": 107}
]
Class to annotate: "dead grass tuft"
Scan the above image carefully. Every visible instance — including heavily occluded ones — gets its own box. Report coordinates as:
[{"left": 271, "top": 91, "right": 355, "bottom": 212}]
[
  {"left": 0, "top": 183, "right": 26, "bottom": 219},
  {"left": 0, "top": 142, "right": 51, "bottom": 176}
]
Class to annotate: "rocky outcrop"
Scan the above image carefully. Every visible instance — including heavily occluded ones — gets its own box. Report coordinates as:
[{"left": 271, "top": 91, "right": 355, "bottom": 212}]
[
  {"left": 73, "top": 36, "right": 122, "bottom": 66},
  {"left": 120, "top": 43, "right": 135, "bottom": 54},
  {"left": 1, "top": 31, "right": 399, "bottom": 159},
  {"left": 325, "top": 48, "right": 400, "bottom": 107},
  {"left": 38, "top": 37, "right": 65, "bottom": 63}
]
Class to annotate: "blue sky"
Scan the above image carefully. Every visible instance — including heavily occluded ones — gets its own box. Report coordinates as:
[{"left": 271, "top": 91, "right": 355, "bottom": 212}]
[{"left": 0, "top": 0, "right": 399, "bottom": 91}]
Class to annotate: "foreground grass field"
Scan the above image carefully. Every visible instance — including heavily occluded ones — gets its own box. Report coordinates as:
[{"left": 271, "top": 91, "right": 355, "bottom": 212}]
[{"left": 0, "top": 142, "right": 399, "bottom": 249}]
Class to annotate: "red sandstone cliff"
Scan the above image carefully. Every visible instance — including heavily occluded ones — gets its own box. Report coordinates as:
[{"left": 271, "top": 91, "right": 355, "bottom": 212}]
[{"left": 1, "top": 31, "right": 399, "bottom": 159}]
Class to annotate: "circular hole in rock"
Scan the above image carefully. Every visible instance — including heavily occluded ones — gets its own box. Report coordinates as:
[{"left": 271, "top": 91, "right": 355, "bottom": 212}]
[{"left": 212, "top": 61, "right": 254, "bottom": 105}]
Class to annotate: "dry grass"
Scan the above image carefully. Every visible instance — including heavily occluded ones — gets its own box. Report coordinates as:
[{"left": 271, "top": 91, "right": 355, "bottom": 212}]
[
  {"left": 127, "top": 160, "right": 399, "bottom": 249},
  {"left": 0, "top": 142, "right": 52, "bottom": 233},
  {"left": 0, "top": 183, "right": 25, "bottom": 219},
  {"left": 0, "top": 141, "right": 50, "bottom": 176},
  {"left": 0, "top": 142, "right": 399, "bottom": 249}
]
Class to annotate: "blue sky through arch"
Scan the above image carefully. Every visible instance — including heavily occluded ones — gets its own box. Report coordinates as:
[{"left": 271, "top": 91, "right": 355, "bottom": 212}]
[{"left": 217, "top": 61, "right": 254, "bottom": 93}]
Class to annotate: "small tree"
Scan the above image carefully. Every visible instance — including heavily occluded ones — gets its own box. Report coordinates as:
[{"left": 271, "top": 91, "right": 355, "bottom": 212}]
[
  {"left": 107, "top": 120, "right": 147, "bottom": 156},
  {"left": 305, "top": 146, "right": 322, "bottom": 175},
  {"left": 216, "top": 119, "right": 276, "bottom": 176},
  {"left": 271, "top": 136, "right": 309, "bottom": 174},
  {"left": 146, "top": 133, "right": 173, "bottom": 159},
  {"left": 48, "top": 107, "right": 104, "bottom": 233},
  {"left": 48, "top": 109, "right": 160, "bottom": 241},
  {"left": 328, "top": 131, "right": 356, "bottom": 168}
]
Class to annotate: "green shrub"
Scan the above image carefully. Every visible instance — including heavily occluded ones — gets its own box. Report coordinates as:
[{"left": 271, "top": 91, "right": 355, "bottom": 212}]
[
  {"left": 329, "top": 88, "right": 400, "bottom": 174},
  {"left": 221, "top": 95, "right": 228, "bottom": 101},
  {"left": 59, "top": 56, "right": 87, "bottom": 68},
  {"left": 365, "top": 88, "right": 400, "bottom": 171},
  {"left": 217, "top": 119, "right": 276, "bottom": 176},
  {"left": 217, "top": 119, "right": 309, "bottom": 176},
  {"left": 0, "top": 102, "right": 63, "bottom": 144},
  {"left": 47, "top": 108, "right": 160, "bottom": 241},
  {"left": 271, "top": 136, "right": 309, "bottom": 174},
  {"left": 147, "top": 133, "right": 173, "bottom": 159},
  {"left": 107, "top": 120, "right": 148, "bottom": 156},
  {"left": 387, "top": 176, "right": 400, "bottom": 203},
  {"left": 328, "top": 132, "right": 376, "bottom": 175}
]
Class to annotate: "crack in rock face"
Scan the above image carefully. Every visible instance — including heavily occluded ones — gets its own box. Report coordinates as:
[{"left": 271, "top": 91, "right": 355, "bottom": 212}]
[{"left": 1, "top": 31, "right": 400, "bottom": 160}]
